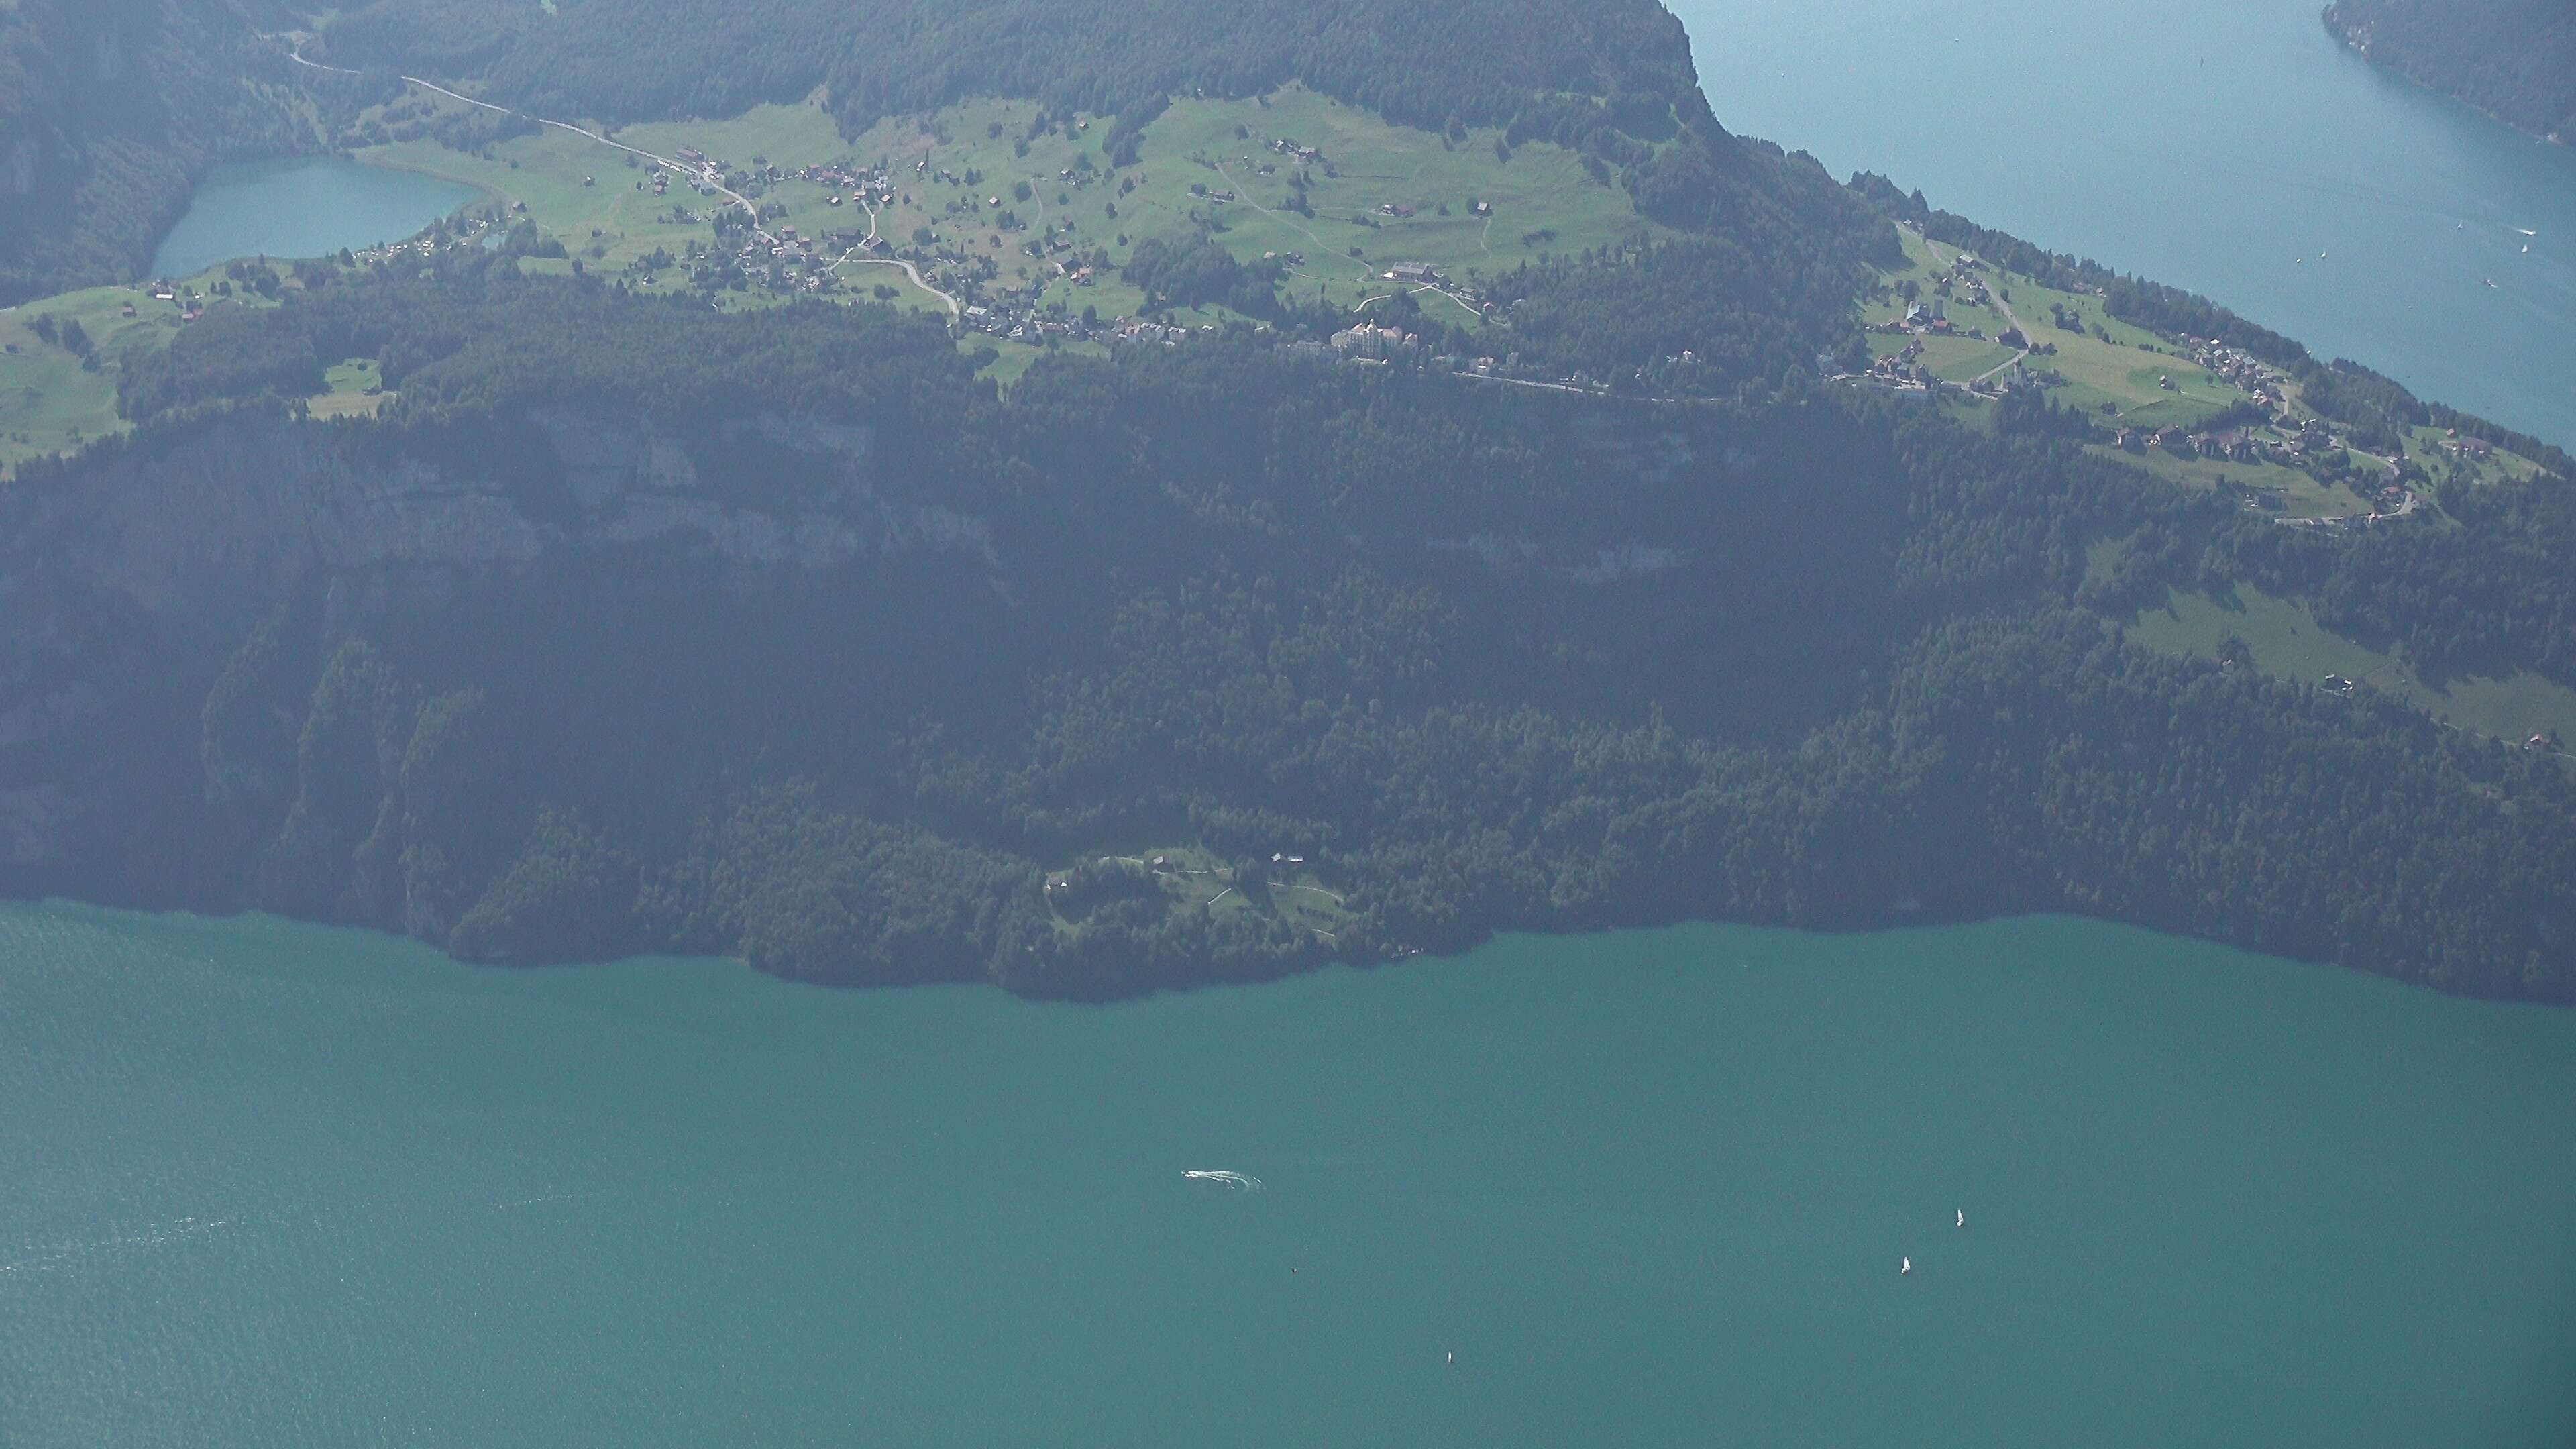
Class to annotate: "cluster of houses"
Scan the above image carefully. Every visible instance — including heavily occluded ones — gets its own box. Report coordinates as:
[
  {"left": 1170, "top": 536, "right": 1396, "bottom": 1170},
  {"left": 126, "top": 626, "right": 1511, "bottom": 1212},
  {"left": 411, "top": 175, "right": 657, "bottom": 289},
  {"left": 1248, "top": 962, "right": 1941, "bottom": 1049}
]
[
  {"left": 1874, "top": 300, "right": 1990, "bottom": 343},
  {"left": 1328, "top": 323, "right": 1425, "bottom": 360},
  {"left": 791, "top": 160, "right": 900, "bottom": 212},
  {"left": 1935, "top": 252, "right": 1995, "bottom": 309},
  {"left": 2110, "top": 415, "right": 2342, "bottom": 470},
  {"left": 659, "top": 147, "right": 740, "bottom": 200},
  {"left": 1109, "top": 319, "right": 1203, "bottom": 347},
  {"left": 2438, "top": 429, "right": 2495, "bottom": 463},
  {"left": 2180, "top": 337, "right": 2290, "bottom": 413},
  {"left": 955, "top": 303, "right": 1095, "bottom": 344}
]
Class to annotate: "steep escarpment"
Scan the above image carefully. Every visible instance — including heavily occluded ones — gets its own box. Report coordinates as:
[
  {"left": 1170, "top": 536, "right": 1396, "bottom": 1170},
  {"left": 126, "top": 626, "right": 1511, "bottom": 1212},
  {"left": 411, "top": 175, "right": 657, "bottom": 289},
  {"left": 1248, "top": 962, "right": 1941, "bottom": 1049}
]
[{"left": 7, "top": 269, "right": 2576, "bottom": 1002}]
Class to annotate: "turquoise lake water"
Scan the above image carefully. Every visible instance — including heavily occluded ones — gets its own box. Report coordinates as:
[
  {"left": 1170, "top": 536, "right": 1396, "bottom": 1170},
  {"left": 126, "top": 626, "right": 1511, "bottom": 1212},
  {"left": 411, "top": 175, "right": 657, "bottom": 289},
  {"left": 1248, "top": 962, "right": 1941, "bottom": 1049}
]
[
  {"left": 1670, "top": 0, "right": 2576, "bottom": 447},
  {"left": 147, "top": 157, "right": 475, "bottom": 280},
  {"left": 3, "top": 903, "right": 2569, "bottom": 1445}
]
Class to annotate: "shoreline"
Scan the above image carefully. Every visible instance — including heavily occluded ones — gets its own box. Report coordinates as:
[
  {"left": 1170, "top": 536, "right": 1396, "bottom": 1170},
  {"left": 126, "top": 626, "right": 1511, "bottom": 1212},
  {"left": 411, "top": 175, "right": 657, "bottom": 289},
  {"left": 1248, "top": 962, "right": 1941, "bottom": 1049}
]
[{"left": 2320, "top": 6, "right": 2571, "bottom": 150}]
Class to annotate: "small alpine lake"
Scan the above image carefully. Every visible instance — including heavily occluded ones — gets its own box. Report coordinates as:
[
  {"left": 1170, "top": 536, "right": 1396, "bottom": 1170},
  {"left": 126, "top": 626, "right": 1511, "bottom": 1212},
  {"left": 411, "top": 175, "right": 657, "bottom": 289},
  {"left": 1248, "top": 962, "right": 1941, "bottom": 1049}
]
[
  {"left": 2, "top": 904, "right": 2569, "bottom": 1446},
  {"left": 147, "top": 156, "right": 477, "bottom": 280}
]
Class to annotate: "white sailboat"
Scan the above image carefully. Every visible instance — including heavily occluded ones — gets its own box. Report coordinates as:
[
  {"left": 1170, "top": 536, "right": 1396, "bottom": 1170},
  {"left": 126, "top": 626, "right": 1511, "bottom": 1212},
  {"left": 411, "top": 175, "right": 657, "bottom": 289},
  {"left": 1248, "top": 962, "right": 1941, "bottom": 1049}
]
[
  {"left": 1900, "top": 1256, "right": 1913, "bottom": 1275},
  {"left": 1956, "top": 1210, "right": 1966, "bottom": 1228}
]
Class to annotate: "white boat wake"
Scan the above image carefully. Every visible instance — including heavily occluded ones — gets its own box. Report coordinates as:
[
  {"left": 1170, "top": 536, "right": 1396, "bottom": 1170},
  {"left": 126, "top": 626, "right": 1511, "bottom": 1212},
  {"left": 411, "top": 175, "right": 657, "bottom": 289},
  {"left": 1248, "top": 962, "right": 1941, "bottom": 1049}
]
[
  {"left": 1183, "top": 1170, "right": 1264, "bottom": 1192},
  {"left": 0, "top": 1215, "right": 240, "bottom": 1278}
]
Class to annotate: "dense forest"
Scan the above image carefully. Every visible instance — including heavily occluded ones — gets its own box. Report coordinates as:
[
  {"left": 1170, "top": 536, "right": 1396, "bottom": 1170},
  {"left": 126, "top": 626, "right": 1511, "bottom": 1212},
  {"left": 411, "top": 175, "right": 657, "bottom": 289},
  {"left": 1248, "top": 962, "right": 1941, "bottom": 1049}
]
[
  {"left": 315, "top": 0, "right": 1711, "bottom": 141},
  {"left": 0, "top": 0, "right": 333, "bottom": 305},
  {"left": 7, "top": 258, "right": 2575, "bottom": 1006},
  {"left": 2324, "top": 0, "right": 2576, "bottom": 141}
]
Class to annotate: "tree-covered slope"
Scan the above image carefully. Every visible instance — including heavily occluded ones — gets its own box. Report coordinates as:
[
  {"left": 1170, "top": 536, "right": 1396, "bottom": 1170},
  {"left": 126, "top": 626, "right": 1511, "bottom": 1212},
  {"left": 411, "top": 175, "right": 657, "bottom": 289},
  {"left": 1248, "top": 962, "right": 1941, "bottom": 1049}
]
[
  {"left": 317, "top": 0, "right": 1711, "bottom": 139},
  {"left": 2324, "top": 0, "right": 2576, "bottom": 142},
  {"left": 0, "top": 0, "right": 323, "bottom": 305},
  {"left": 8, "top": 261, "right": 2575, "bottom": 1004}
]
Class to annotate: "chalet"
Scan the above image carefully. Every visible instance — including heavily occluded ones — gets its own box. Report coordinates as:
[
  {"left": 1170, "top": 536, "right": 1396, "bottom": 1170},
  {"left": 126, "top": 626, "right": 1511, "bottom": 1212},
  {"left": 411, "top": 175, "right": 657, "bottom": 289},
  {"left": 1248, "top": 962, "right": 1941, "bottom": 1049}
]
[
  {"left": 2199, "top": 430, "right": 2258, "bottom": 462},
  {"left": 1388, "top": 262, "right": 1442, "bottom": 284},
  {"left": 676, "top": 147, "right": 706, "bottom": 164},
  {"left": 1470, "top": 201, "right": 1492, "bottom": 216}
]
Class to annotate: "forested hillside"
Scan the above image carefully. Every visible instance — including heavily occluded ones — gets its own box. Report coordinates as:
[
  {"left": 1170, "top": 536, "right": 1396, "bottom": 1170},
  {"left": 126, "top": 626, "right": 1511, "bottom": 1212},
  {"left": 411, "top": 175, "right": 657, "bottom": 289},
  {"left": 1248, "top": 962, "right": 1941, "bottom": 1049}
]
[
  {"left": 2324, "top": 0, "right": 2576, "bottom": 141},
  {"left": 317, "top": 0, "right": 1709, "bottom": 139},
  {"left": 6, "top": 0, "right": 2575, "bottom": 1006},
  {"left": 7, "top": 258, "right": 2574, "bottom": 1004},
  {"left": 0, "top": 0, "right": 325, "bottom": 305}
]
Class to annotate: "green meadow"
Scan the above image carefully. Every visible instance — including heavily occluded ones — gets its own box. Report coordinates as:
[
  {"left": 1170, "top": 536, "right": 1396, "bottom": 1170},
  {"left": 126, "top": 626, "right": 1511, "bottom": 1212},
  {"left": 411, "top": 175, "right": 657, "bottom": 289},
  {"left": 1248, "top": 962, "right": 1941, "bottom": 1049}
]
[
  {"left": 1045, "top": 843, "right": 1356, "bottom": 942},
  {"left": 2127, "top": 582, "right": 2576, "bottom": 750},
  {"left": 0, "top": 274, "right": 270, "bottom": 475},
  {"left": 353, "top": 82, "right": 1656, "bottom": 332},
  {"left": 1864, "top": 227, "right": 2251, "bottom": 429}
]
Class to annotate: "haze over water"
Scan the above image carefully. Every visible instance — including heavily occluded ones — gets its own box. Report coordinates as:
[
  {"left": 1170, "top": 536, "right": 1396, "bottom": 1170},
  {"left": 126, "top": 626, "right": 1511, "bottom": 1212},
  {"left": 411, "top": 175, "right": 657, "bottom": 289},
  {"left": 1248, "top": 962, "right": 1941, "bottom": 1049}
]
[
  {"left": 3, "top": 904, "right": 2570, "bottom": 1446},
  {"left": 1671, "top": 0, "right": 2576, "bottom": 447}
]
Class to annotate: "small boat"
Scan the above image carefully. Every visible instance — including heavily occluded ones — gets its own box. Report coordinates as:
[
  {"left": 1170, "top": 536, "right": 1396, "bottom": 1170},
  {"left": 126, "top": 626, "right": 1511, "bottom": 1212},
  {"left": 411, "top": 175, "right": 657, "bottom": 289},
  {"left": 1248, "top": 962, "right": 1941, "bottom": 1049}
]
[
  {"left": 2518, "top": 228, "right": 2537, "bottom": 237},
  {"left": 2524, "top": 244, "right": 2532, "bottom": 254},
  {"left": 2319, "top": 250, "right": 2327, "bottom": 259},
  {"left": 2485, "top": 278, "right": 2499, "bottom": 288},
  {"left": 1900, "top": 1257, "right": 1913, "bottom": 1275},
  {"left": 1957, "top": 1210, "right": 1966, "bottom": 1228}
]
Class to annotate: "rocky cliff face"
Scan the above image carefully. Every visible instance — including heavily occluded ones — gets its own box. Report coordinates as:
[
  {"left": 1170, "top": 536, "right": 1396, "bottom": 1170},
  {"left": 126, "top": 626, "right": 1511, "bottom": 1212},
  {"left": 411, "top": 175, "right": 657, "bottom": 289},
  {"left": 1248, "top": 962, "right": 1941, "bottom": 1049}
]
[
  {"left": 0, "top": 136, "right": 34, "bottom": 196},
  {"left": 0, "top": 405, "right": 1000, "bottom": 889}
]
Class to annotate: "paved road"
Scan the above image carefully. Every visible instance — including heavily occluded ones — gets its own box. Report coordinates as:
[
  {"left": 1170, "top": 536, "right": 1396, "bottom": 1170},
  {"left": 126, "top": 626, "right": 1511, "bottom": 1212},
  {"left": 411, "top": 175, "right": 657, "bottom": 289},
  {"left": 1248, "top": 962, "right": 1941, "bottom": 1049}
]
[
  {"left": 280, "top": 40, "right": 772, "bottom": 237},
  {"left": 278, "top": 35, "right": 965, "bottom": 317},
  {"left": 282, "top": 39, "right": 968, "bottom": 318}
]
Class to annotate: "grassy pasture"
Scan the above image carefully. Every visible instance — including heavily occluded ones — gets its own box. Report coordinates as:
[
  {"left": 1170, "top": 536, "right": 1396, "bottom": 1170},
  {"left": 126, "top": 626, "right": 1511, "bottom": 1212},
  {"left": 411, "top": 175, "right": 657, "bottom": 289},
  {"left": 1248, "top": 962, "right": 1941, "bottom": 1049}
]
[
  {"left": 1864, "top": 227, "right": 2251, "bottom": 428},
  {"left": 1045, "top": 843, "right": 1355, "bottom": 938},
  {"left": 2092, "top": 443, "right": 2363, "bottom": 519},
  {"left": 309, "top": 356, "right": 390, "bottom": 419},
  {"left": 0, "top": 276, "right": 270, "bottom": 475},
  {"left": 2127, "top": 582, "right": 2576, "bottom": 751},
  {"left": 352, "top": 83, "right": 1652, "bottom": 333}
]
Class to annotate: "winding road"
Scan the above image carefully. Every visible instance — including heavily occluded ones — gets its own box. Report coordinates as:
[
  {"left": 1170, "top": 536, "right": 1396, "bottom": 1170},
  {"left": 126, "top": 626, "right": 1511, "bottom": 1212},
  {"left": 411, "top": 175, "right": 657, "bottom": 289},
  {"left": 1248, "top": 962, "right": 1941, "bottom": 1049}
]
[{"left": 276, "top": 35, "right": 962, "bottom": 317}]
